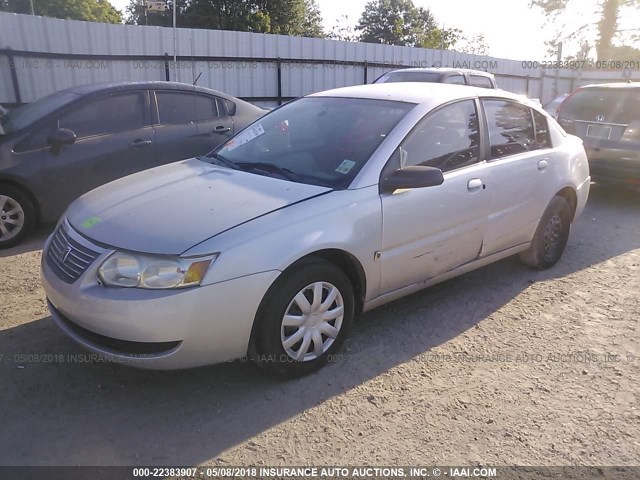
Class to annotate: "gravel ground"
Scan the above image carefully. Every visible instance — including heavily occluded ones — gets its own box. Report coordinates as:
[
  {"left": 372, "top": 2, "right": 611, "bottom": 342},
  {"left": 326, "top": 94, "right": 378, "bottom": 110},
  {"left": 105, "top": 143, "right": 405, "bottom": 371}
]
[{"left": 0, "top": 183, "right": 638, "bottom": 467}]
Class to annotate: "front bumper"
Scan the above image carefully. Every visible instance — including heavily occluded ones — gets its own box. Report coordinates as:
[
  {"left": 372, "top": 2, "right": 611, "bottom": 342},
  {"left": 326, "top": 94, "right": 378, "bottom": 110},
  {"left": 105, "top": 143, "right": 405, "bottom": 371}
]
[{"left": 41, "top": 226, "right": 280, "bottom": 370}]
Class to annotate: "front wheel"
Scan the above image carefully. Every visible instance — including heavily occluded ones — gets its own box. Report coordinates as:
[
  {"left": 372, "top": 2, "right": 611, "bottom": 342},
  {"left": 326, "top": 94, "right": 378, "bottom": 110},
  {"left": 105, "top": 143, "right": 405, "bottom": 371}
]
[
  {"left": 253, "top": 259, "right": 354, "bottom": 377},
  {"left": 519, "top": 195, "right": 572, "bottom": 269},
  {"left": 0, "top": 185, "right": 36, "bottom": 249}
]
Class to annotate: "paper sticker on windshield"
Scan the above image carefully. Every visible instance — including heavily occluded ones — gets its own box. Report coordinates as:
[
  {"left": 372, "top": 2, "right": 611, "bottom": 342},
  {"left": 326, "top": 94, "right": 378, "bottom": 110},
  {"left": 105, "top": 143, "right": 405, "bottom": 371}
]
[
  {"left": 225, "top": 124, "right": 265, "bottom": 152},
  {"left": 81, "top": 216, "right": 101, "bottom": 229},
  {"left": 335, "top": 159, "right": 356, "bottom": 174}
]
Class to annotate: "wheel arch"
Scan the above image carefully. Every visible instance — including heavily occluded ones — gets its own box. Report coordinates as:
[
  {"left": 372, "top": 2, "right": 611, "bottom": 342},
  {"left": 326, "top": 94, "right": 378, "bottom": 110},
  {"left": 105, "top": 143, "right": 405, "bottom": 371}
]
[
  {"left": 246, "top": 248, "right": 367, "bottom": 359},
  {"left": 554, "top": 186, "right": 578, "bottom": 221},
  {"left": 0, "top": 177, "right": 41, "bottom": 223}
]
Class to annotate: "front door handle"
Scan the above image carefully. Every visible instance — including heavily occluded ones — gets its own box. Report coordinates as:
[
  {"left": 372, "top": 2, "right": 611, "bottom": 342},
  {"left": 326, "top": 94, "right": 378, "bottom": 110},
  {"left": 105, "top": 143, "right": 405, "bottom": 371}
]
[
  {"left": 467, "top": 178, "right": 484, "bottom": 192},
  {"left": 130, "top": 139, "right": 152, "bottom": 148},
  {"left": 538, "top": 159, "right": 549, "bottom": 170},
  {"left": 214, "top": 126, "right": 231, "bottom": 133}
]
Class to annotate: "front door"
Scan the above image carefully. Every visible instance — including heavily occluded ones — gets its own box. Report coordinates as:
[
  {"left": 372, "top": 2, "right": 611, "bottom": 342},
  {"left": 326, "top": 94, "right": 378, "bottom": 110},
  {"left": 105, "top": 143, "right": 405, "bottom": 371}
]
[
  {"left": 379, "top": 99, "right": 491, "bottom": 294},
  {"left": 33, "top": 91, "right": 154, "bottom": 213}
]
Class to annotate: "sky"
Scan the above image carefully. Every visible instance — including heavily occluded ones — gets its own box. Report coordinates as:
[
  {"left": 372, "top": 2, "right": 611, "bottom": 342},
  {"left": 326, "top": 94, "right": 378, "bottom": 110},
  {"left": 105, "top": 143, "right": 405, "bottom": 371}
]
[{"left": 108, "top": 0, "right": 634, "bottom": 61}]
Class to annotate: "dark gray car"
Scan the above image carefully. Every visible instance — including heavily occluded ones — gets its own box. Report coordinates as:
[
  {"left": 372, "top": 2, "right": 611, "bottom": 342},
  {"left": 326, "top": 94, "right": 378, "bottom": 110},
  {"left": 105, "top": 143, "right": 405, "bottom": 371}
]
[
  {"left": 0, "top": 81, "right": 265, "bottom": 248},
  {"left": 557, "top": 82, "right": 640, "bottom": 186}
]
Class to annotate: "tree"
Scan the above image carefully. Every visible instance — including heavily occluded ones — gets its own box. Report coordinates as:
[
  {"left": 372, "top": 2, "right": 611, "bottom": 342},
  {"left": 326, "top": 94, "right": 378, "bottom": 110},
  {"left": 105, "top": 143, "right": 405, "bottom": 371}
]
[
  {"left": 125, "top": 0, "right": 324, "bottom": 37},
  {"left": 531, "top": 0, "right": 640, "bottom": 60},
  {"left": 0, "top": 0, "right": 122, "bottom": 23},
  {"left": 356, "top": 0, "right": 458, "bottom": 49},
  {"left": 455, "top": 33, "right": 490, "bottom": 56},
  {"left": 327, "top": 14, "right": 358, "bottom": 42}
]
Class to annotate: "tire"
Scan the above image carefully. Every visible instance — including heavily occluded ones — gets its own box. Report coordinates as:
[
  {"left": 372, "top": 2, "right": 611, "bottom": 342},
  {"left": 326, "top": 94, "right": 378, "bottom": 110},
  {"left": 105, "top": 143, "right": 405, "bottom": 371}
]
[
  {"left": 253, "top": 259, "right": 355, "bottom": 377},
  {"left": 519, "top": 196, "right": 572, "bottom": 269},
  {"left": 0, "top": 185, "right": 36, "bottom": 249}
]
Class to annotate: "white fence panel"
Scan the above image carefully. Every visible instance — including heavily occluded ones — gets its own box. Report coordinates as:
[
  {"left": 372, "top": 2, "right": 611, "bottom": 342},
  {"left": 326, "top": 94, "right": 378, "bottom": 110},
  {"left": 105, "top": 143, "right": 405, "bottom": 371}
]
[{"left": 1, "top": 11, "right": 639, "bottom": 107}]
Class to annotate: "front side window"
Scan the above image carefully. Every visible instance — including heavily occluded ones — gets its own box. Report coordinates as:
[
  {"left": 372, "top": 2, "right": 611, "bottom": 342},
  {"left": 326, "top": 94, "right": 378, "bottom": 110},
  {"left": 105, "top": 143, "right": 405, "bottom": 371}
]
[
  {"left": 483, "top": 99, "right": 536, "bottom": 159},
  {"left": 388, "top": 100, "right": 480, "bottom": 174},
  {"left": 210, "top": 97, "right": 414, "bottom": 189},
  {"left": 59, "top": 93, "right": 145, "bottom": 138}
]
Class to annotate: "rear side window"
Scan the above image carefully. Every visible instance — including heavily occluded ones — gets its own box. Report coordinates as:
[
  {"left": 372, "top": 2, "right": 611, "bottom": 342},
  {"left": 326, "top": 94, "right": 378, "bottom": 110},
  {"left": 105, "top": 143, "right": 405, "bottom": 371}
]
[
  {"left": 446, "top": 75, "right": 466, "bottom": 85},
  {"left": 483, "top": 99, "right": 536, "bottom": 159},
  {"left": 216, "top": 98, "right": 228, "bottom": 116},
  {"left": 375, "top": 71, "right": 442, "bottom": 84},
  {"left": 532, "top": 109, "right": 552, "bottom": 149},
  {"left": 469, "top": 75, "right": 493, "bottom": 88},
  {"left": 59, "top": 93, "right": 145, "bottom": 138},
  {"left": 156, "top": 92, "right": 194, "bottom": 124},
  {"left": 395, "top": 99, "right": 480, "bottom": 173},
  {"left": 193, "top": 95, "right": 220, "bottom": 121}
]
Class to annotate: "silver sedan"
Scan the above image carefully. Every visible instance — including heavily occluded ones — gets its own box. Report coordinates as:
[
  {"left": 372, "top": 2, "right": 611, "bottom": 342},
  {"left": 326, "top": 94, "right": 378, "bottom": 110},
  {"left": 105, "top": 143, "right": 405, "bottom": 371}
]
[{"left": 41, "top": 83, "right": 591, "bottom": 376}]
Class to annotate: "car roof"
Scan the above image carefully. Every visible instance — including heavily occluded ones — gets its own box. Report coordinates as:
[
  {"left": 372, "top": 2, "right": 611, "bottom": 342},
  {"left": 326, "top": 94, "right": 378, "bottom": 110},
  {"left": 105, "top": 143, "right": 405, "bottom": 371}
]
[
  {"left": 385, "top": 67, "right": 495, "bottom": 77},
  {"left": 310, "top": 82, "right": 533, "bottom": 107},
  {"left": 579, "top": 81, "right": 640, "bottom": 90},
  {"left": 49, "top": 81, "right": 234, "bottom": 100}
]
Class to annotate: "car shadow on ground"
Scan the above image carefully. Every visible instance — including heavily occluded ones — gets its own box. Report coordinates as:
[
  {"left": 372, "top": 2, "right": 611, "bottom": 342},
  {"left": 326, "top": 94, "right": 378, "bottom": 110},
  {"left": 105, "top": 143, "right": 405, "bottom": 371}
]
[
  {"left": 0, "top": 183, "right": 638, "bottom": 466},
  {"left": 0, "top": 224, "right": 53, "bottom": 258}
]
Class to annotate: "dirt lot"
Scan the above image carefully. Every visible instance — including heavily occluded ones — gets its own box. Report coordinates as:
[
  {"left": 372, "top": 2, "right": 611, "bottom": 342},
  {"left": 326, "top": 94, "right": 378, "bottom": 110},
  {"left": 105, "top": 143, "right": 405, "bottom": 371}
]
[{"left": 0, "top": 183, "right": 639, "bottom": 467}]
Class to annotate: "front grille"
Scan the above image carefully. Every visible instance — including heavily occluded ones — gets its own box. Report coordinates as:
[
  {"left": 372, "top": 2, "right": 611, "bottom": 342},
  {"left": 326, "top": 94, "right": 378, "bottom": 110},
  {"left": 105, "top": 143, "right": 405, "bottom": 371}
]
[{"left": 46, "top": 224, "right": 101, "bottom": 284}]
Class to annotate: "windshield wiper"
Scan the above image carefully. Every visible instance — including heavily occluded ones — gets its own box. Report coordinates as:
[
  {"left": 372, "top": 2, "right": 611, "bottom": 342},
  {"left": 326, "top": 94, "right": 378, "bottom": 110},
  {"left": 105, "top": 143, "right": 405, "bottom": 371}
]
[
  {"left": 235, "top": 162, "right": 298, "bottom": 181},
  {"left": 206, "top": 152, "right": 240, "bottom": 170}
]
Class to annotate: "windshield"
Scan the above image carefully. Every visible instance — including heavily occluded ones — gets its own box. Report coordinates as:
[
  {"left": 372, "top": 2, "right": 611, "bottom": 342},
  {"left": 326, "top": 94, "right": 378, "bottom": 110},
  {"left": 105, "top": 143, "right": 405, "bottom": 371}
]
[
  {"left": 0, "top": 91, "right": 81, "bottom": 133},
  {"left": 375, "top": 71, "right": 442, "bottom": 84},
  {"left": 208, "top": 97, "right": 415, "bottom": 188}
]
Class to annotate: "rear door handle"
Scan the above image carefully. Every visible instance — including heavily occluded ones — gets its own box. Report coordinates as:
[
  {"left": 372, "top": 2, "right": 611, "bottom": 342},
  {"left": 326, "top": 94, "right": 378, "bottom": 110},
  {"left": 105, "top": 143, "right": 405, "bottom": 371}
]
[
  {"left": 130, "top": 139, "right": 152, "bottom": 148},
  {"left": 538, "top": 159, "right": 549, "bottom": 170},
  {"left": 214, "top": 126, "right": 231, "bottom": 133},
  {"left": 467, "top": 178, "right": 484, "bottom": 192}
]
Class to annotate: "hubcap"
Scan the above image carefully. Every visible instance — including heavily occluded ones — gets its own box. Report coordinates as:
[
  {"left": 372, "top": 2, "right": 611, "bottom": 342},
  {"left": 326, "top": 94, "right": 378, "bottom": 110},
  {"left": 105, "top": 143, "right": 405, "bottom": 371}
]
[
  {"left": 0, "top": 195, "right": 25, "bottom": 242},
  {"left": 543, "top": 214, "right": 562, "bottom": 258},
  {"left": 280, "top": 281, "right": 344, "bottom": 362}
]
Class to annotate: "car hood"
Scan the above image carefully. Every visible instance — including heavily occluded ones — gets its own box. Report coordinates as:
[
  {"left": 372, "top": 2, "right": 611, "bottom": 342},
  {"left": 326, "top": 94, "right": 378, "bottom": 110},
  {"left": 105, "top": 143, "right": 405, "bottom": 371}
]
[{"left": 66, "top": 158, "right": 332, "bottom": 255}]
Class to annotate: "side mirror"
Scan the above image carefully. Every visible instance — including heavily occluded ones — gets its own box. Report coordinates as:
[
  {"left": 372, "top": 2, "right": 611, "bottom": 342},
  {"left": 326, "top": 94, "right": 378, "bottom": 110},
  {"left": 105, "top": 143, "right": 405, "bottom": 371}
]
[
  {"left": 48, "top": 128, "right": 76, "bottom": 147},
  {"left": 380, "top": 166, "right": 444, "bottom": 193}
]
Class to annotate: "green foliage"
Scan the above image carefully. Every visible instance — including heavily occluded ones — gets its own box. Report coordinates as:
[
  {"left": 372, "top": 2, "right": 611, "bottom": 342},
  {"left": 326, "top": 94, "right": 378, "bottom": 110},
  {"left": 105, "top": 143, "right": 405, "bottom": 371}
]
[
  {"left": 356, "top": 0, "right": 458, "bottom": 48},
  {"left": 124, "top": 0, "right": 324, "bottom": 37},
  {"left": 456, "top": 33, "right": 490, "bottom": 56},
  {"left": 531, "top": 0, "right": 640, "bottom": 60},
  {"left": 0, "top": 0, "right": 122, "bottom": 23}
]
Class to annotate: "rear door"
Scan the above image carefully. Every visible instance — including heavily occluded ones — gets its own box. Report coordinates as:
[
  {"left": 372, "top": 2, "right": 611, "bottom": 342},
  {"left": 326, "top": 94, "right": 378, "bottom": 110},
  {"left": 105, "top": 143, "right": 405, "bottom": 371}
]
[
  {"left": 193, "top": 95, "right": 233, "bottom": 152},
  {"left": 379, "top": 99, "right": 491, "bottom": 294},
  {"left": 479, "top": 99, "right": 556, "bottom": 255},
  {"left": 151, "top": 90, "right": 200, "bottom": 166}
]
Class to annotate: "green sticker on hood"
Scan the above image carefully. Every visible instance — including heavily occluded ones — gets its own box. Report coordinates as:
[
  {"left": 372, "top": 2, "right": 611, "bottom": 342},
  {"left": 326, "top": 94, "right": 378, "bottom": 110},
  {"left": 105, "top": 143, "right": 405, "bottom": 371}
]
[{"left": 81, "top": 216, "right": 101, "bottom": 228}]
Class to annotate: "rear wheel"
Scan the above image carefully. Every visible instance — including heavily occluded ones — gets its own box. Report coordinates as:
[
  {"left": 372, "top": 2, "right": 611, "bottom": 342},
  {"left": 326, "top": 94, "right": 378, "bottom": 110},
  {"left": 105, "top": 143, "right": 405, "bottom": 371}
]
[
  {"left": 253, "top": 259, "right": 354, "bottom": 377},
  {"left": 519, "top": 196, "right": 572, "bottom": 269},
  {"left": 0, "top": 185, "right": 36, "bottom": 249}
]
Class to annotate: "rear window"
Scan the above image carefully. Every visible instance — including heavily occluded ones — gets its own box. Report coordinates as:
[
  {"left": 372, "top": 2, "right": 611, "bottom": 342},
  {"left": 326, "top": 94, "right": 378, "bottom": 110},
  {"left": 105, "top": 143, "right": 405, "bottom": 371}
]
[
  {"left": 560, "top": 88, "right": 640, "bottom": 124},
  {"left": 375, "top": 72, "right": 442, "bottom": 84}
]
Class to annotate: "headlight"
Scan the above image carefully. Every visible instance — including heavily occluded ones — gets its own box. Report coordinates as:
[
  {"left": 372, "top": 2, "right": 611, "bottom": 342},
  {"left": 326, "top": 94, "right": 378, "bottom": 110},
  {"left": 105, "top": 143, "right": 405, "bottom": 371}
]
[{"left": 98, "top": 252, "right": 217, "bottom": 289}]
